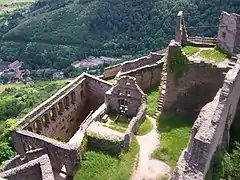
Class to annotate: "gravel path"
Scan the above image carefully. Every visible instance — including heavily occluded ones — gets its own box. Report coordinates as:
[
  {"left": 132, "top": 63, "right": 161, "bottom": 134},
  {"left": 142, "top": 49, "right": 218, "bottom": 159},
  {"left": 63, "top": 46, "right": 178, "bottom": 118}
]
[{"left": 132, "top": 116, "right": 170, "bottom": 180}]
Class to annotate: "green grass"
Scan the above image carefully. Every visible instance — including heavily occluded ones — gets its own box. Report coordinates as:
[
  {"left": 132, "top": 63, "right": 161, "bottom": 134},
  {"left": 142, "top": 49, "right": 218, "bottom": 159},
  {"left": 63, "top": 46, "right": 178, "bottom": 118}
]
[
  {"left": 0, "top": 78, "right": 73, "bottom": 94},
  {"left": 152, "top": 115, "right": 194, "bottom": 169},
  {"left": 137, "top": 117, "right": 153, "bottom": 136},
  {"left": 0, "top": 83, "right": 25, "bottom": 93},
  {"left": 182, "top": 46, "right": 200, "bottom": 56},
  {"left": 73, "top": 138, "right": 139, "bottom": 180},
  {"left": 107, "top": 125, "right": 126, "bottom": 133},
  {"left": 199, "top": 48, "right": 228, "bottom": 62},
  {"left": 146, "top": 86, "right": 159, "bottom": 117},
  {"left": 107, "top": 79, "right": 115, "bottom": 84}
]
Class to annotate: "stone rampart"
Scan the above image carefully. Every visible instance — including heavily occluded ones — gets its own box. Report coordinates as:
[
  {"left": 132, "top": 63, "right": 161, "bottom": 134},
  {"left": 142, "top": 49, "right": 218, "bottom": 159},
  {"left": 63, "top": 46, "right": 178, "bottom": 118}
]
[
  {"left": 163, "top": 40, "right": 228, "bottom": 116},
  {"left": 0, "top": 155, "right": 54, "bottom": 180},
  {"left": 171, "top": 55, "right": 240, "bottom": 180},
  {"left": 103, "top": 64, "right": 121, "bottom": 79},
  {"left": 121, "top": 52, "right": 164, "bottom": 73},
  {"left": 119, "top": 60, "right": 163, "bottom": 92}
]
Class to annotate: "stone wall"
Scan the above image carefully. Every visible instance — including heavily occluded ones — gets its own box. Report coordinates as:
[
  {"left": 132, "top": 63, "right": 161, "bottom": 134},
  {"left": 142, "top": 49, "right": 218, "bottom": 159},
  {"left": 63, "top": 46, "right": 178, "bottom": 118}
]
[
  {"left": 85, "top": 74, "right": 112, "bottom": 110},
  {"left": 14, "top": 73, "right": 111, "bottom": 144},
  {"left": 175, "top": 11, "right": 188, "bottom": 45},
  {"left": 105, "top": 76, "right": 146, "bottom": 117},
  {"left": 171, "top": 55, "right": 240, "bottom": 180},
  {"left": 2, "top": 148, "right": 46, "bottom": 171},
  {"left": 119, "top": 61, "right": 163, "bottom": 92},
  {"left": 0, "top": 155, "right": 54, "bottom": 180},
  {"left": 217, "top": 11, "right": 240, "bottom": 55},
  {"left": 163, "top": 41, "right": 228, "bottom": 116},
  {"left": 121, "top": 52, "right": 164, "bottom": 73},
  {"left": 103, "top": 64, "right": 121, "bottom": 79},
  {"left": 11, "top": 130, "right": 79, "bottom": 176},
  {"left": 123, "top": 101, "right": 146, "bottom": 151}
]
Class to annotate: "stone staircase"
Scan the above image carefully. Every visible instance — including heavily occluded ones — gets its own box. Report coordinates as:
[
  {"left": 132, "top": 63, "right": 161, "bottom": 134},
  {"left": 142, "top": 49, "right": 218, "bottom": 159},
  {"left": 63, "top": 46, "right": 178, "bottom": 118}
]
[
  {"left": 153, "top": 59, "right": 168, "bottom": 119},
  {"left": 227, "top": 55, "right": 238, "bottom": 69}
]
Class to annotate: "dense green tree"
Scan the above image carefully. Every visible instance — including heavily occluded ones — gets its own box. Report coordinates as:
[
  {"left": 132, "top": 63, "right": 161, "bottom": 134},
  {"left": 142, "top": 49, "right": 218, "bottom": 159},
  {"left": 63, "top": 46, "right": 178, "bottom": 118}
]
[{"left": 0, "top": 0, "right": 238, "bottom": 70}]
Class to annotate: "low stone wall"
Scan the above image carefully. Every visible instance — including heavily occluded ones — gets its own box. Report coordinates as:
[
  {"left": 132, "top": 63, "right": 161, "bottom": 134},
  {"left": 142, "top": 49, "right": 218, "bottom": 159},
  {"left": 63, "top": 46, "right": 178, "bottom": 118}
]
[
  {"left": 86, "top": 129, "right": 124, "bottom": 155},
  {"left": 119, "top": 60, "right": 163, "bottom": 92},
  {"left": 163, "top": 41, "right": 228, "bottom": 116},
  {"left": 103, "top": 64, "right": 121, "bottom": 79},
  {"left": 0, "top": 155, "right": 54, "bottom": 180},
  {"left": 123, "top": 101, "right": 147, "bottom": 151},
  {"left": 171, "top": 56, "right": 240, "bottom": 180},
  {"left": 11, "top": 130, "right": 79, "bottom": 176},
  {"left": 2, "top": 148, "right": 46, "bottom": 171}
]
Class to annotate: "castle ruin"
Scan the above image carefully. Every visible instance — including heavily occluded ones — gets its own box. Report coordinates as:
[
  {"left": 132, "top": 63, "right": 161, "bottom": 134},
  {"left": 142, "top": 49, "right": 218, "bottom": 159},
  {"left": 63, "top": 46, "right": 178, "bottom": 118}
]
[{"left": 0, "top": 10, "right": 240, "bottom": 180}]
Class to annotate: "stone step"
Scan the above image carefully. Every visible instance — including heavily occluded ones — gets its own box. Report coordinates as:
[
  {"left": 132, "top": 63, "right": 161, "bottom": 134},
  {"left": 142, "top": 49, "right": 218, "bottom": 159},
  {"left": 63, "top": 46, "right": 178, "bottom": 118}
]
[{"left": 228, "top": 61, "right": 235, "bottom": 66}]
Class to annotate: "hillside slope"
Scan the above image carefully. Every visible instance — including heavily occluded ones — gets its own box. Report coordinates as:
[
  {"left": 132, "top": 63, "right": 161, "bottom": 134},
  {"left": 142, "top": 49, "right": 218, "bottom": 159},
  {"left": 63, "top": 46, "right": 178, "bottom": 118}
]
[{"left": 0, "top": 0, "right": 239, "bottom": 70}]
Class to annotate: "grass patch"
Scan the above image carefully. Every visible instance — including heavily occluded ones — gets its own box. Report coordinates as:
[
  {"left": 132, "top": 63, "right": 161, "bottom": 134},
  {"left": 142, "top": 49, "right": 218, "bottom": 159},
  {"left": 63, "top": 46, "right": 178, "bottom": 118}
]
[
  {"left": 110, "top": 120, "right": 129, "bottom": 129},
  {"left": 199, "top": 48, "right": 228, "bottom": 62},
  {"left": 108, "top": 125, "right": 126, "bottom": 133},
  {"left": 146, "top": 86, "right": 159, "bottom": 117},
  {"left": 73, "top": 138, "right": 139, "bottom": 180},
  {"left": 182, "top": 46, "right": 200, "bottom": 56},
  {"left": 152, "top": 115, "right": 194, "bottom": 169},
  {"left": 137, "top": 117, "right": 152, "bottom": 136},
  {"left": 107, "top": 78, "right": 115, "bottom": 84}
]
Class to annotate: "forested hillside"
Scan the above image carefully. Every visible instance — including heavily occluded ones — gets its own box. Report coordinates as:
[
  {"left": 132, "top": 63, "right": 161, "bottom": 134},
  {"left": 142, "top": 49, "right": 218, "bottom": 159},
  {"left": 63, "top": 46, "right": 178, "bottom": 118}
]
[
  {"left": 0, "top": 81, "right": 66, "bottom": 164},
  {"left": 0, "top": 0, "right": 239, "bottom": 70}
]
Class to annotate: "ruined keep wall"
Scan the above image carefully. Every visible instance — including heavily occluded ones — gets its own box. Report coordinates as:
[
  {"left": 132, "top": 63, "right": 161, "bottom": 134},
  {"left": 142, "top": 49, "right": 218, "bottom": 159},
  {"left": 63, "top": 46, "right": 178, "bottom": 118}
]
[
  {"left": 103, "top": 64, "right": 121, "bottom": 79},
  {"left": 121, "top": 52, "right": 164, "bottom": 73},
  {"left": 105, "top": 76, "right": 145, "bottom": 117},
  {"left": 0, "top": 155, "right": 54, "bottom": 180},
  {"left": 163, "top": 40, "right": 228, "bottom": 116},
  {"left": 120, "top": 61, "right": 163, "bottom": 92},
  {"left": 175, "top": 11, "right": 188, "bottom": 44},
  {"left": 85, "top": 74, "right": 112, "bottom": 110},
  {"left": 11, "top": 130, "right": 79, "bottom": 176},
  {"left": 217, "top": 12, "right": 240, "bottom": 55},
  {"left": 171, "top": 55, "right": 240, "bottom": 180}
]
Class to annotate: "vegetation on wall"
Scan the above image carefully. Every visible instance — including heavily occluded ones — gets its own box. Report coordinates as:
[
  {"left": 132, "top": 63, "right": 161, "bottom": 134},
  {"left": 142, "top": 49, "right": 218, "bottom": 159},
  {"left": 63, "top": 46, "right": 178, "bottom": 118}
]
[
  {"left": 0, "top": 0, "right": 239, "bottom": 70},
  {"left": 168, "top": 47, "right": 190, "bottom": 78}
]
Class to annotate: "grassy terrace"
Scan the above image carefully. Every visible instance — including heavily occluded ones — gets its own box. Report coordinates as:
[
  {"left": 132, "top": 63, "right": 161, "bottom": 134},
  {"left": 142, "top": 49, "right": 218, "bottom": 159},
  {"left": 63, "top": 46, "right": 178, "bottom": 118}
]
[
  {"left": 182, "top": 46, "right": 200, "bottom": 56},
  {"left": 152, "top": 115, "right": 194, "bottom": 169},
  {"left": 199, "top": 48, "right": 228, "bottom": 63},
  {"left": 146, "top": 86, "right": 159, "bottom": 117},
  {"left": 73, "top": 138, "right": 139, "bottom": 180}
]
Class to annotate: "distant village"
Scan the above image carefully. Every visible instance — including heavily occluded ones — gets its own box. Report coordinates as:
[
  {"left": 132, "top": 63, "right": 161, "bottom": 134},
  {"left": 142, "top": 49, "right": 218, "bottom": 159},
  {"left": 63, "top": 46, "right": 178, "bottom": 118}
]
[{"left": 0, "top": 56, "right": 120, "bottom": 84}]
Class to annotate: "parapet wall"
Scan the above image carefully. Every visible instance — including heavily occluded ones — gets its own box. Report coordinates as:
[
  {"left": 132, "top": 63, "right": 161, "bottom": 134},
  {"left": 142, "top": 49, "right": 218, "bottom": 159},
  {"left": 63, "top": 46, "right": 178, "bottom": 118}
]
[
  {"left": 163, "top": 40, "right": 228, "bottom": 116},
  {"left": 171, "top": 55, "right": 240, "bottom": 180},
  {"left": 11, "top": 130, "right": 79, "bottom": 176},
  {"left": 0, "top": 155, "right": 54, "bottom": 180}
]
